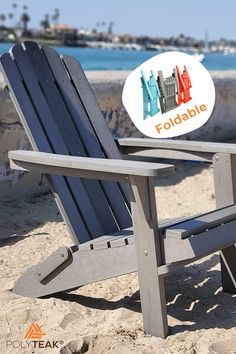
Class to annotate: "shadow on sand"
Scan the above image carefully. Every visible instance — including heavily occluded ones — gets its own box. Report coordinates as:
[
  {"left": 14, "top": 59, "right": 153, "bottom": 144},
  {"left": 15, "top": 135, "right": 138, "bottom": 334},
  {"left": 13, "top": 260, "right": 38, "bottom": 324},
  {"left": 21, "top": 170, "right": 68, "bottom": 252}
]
[{"left": 53, "top": 254, "right": 236, "bottom": 335}]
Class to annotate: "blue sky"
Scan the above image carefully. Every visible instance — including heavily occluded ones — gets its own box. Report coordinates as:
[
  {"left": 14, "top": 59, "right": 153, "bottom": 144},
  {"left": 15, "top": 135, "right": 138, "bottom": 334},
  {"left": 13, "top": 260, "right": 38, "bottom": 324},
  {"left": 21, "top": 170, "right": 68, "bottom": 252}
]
[{"left": 1, "top": 0, "right": 235, "bottom": 40}]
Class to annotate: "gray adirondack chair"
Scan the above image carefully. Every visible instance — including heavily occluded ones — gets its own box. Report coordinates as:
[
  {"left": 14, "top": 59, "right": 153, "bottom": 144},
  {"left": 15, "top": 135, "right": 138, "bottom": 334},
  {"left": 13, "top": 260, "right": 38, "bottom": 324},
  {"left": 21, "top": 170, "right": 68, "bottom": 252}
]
[
  {"left": 1, "top": 42, "right": 236, "bottom": 339},
  {"left": 157, "top": 69, "right": 179, "bottom": 113}
]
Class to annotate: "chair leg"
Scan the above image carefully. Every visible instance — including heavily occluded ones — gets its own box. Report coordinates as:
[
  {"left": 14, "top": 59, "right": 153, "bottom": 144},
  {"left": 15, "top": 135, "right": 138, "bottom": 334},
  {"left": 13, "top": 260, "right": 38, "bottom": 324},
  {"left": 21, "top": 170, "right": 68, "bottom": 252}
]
[
  {"left": 139, "top": 269, "right": 168, "bottom": 338},
  {"left": 130, "top": 175, "right": 169, "bottom": 338},
  {"left": 213, "top": 153, "right": 236, "bottom": 294},
  {"left": 220, "top": 245, "right": 236, "bottom": 293}
]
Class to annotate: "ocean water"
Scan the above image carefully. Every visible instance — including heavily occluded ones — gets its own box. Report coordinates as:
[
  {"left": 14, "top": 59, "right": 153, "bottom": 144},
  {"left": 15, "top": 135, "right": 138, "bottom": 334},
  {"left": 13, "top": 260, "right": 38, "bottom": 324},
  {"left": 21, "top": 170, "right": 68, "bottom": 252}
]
[{"left": 1, "top": 42, "right": 236, "bottom": 71}]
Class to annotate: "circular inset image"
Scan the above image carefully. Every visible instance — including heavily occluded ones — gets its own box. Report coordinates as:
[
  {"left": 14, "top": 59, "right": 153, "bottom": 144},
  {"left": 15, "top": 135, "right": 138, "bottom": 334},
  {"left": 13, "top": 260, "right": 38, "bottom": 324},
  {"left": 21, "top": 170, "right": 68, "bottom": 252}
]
[{"left": 122, "top": 52, "right": 215, "bottom": 138}]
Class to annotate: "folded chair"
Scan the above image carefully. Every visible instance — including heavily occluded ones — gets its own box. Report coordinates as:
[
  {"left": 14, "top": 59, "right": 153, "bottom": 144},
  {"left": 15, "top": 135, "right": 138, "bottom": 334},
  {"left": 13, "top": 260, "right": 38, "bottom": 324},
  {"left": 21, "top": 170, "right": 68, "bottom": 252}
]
[{"left": 1, "top": 42, "right": 236, "bottom": 339}]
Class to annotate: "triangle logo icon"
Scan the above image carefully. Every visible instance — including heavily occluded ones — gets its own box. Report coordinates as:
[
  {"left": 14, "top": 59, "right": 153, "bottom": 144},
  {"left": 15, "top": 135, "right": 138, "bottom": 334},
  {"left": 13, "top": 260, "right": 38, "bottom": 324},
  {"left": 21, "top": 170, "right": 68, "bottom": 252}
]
[{"left": 24, "top": 322, "right": 46, "bottom": 340}]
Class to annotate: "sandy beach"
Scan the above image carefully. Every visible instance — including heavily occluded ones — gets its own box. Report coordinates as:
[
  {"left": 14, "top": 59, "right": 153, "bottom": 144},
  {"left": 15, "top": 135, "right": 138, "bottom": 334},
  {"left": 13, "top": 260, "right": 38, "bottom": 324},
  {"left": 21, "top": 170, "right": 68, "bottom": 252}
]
[{"left": 0, "top": 161, "right": 235, "bottom": 354}]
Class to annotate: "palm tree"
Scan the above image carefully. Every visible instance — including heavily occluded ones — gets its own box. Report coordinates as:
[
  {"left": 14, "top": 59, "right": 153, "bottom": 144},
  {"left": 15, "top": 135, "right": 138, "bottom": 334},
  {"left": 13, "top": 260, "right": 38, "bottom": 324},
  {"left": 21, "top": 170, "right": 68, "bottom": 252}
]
[
  {"left": 52, "top": 8, "right": 60, "bottom": 25},
  {"left": 101, "top": 21, "right": 106, "bottom": 33},
  {"left": 108, "top": 22, "right": 114, "bottom": 35},
  {"left": 0, "top": 14, "right": 6, "bottom": 26},
  {"left": 40, "top": 14, "right": 50, "bottom": 31},
  {"left": 12, "top": 3, "right": 18, "bottom": 27},
  {"left": 20, "top": 12, "right": 30, "bottom": 35},
  {"left": 8, "top": 13, "right": 14, "bottom": 27}
]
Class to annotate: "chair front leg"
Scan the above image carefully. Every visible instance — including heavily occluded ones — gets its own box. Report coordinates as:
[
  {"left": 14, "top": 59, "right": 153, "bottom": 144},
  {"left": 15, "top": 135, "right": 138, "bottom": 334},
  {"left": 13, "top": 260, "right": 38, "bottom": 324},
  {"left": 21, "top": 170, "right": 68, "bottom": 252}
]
[{"left": 129, "top": 175, "right": 169, "bottom": 338}]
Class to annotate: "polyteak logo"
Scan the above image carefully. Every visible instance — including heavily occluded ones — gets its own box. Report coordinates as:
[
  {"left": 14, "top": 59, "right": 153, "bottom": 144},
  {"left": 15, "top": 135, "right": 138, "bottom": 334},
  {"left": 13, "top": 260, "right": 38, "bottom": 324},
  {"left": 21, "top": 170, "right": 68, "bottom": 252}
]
[
  {"left": 24, "top": 322, "right": 46, "bottom": 340},
  {"left": 6, "top": 322, "right": 63, "bottom": 350}
]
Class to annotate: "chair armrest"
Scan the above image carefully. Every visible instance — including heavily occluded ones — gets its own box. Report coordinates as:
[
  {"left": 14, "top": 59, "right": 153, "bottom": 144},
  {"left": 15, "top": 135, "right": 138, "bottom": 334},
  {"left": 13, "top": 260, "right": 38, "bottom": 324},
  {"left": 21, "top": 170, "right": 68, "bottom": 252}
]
[
  {"left": 116, "top": 138, "right": 236, "bottom": 154},
  {"left": 116, "top": 138, "right": 236, "bottom": 162},
  {"left": 9, "top": 150, "right": 174, "bottom": 183}
]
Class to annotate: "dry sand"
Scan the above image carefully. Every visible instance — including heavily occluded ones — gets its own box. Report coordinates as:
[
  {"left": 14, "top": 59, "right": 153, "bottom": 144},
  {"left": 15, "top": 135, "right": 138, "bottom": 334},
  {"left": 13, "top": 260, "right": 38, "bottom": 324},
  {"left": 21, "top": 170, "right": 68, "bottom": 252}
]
[{"left": 0, "top": 162, "right": 235, "bottom": 354}]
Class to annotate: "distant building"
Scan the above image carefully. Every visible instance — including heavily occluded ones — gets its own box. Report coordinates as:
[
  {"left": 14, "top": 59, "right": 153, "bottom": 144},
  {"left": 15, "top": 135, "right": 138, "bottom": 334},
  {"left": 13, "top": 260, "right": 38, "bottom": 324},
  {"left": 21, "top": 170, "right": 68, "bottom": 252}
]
[
  {"left": 0, "top": 26, "right": 17, "bottom": 42},
  {"left": 46, "top": 24, "right": 77, "bottom": 37}
]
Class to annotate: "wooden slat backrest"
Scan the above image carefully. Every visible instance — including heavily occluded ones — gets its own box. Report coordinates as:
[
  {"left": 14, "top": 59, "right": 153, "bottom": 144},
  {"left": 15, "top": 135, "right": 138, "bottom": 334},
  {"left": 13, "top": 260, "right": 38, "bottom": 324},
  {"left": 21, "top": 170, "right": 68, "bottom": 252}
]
[
  {"left": 41, "top": 44, "right": 131, "bottom": 219},
  {"left": 0, "top": 41, "right": 132, "bottom": 243},
  {"left": 60, "top": 53, "right": 130, "bottom": 204},
  {"left": 21, "top": 42, "right": 131, "bottom": 229}
]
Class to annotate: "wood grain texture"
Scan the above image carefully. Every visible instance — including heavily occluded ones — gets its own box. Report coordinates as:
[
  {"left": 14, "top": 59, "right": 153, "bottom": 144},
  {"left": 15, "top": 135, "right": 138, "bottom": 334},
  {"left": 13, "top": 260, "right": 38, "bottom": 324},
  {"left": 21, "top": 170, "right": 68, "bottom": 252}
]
[
  {"left": 9, "top": 150, "right": 174, "bottom": 177},
  {"left": 130, "top": 175, "right": 168, "bottom": 338},
  {"left": 117, "top": 137, "right": 236, "bottom": 154},
  {"left": 42, "top": 45, "right": 131, "bottom": 229},
  {"left": 165, "top": 204, "right": 236, "bottom": 239}
]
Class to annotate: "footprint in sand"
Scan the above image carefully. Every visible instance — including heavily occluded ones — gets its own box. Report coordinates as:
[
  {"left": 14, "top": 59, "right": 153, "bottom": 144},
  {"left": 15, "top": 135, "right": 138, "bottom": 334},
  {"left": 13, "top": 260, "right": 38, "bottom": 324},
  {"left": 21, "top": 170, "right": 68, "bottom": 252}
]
[
  {"left": 208, "top": 339, "right": 236, "bottom": 354},
  {"left": 60, "top": 338, "right": 90, "bottom": 354}
]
